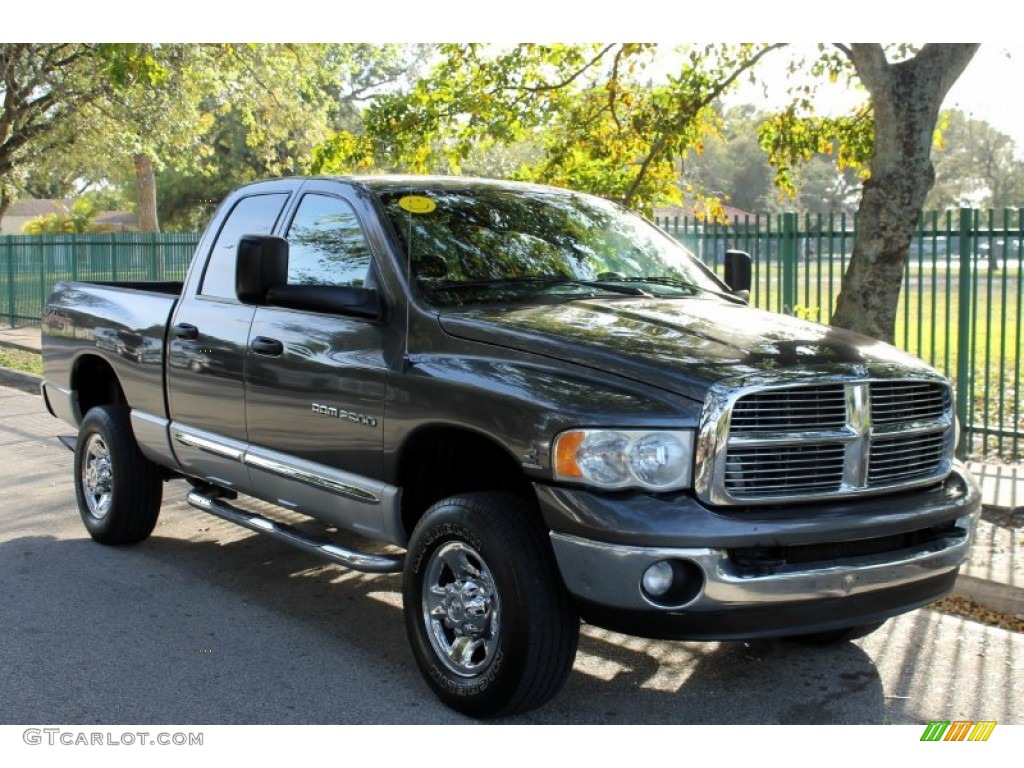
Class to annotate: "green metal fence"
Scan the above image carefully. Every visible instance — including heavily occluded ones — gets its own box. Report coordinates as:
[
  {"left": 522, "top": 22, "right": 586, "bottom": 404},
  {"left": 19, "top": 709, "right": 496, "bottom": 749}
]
[
  {"left": 1, "top": 232, "right": 200, "bottom": 327},
  {"left": 657, "top": 208, "right": 1023, "bottom": 462},
  {"left": 0, "top": 217, "right": 1021, "bottom": 461}
]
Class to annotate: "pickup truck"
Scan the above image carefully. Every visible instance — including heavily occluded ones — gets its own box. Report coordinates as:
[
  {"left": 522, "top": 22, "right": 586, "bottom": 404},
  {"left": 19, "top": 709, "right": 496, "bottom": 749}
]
[{"left": 41, "top": 175, "right": 981, "bottom": 718}]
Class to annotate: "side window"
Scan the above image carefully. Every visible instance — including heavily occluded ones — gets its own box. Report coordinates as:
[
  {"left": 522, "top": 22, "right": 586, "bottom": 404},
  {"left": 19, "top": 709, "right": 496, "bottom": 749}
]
[
  {"left": 200, "top": 193, "right": 289, "bottom": 299},
  {"left": 286, "top": 194, "right": 373, "bottom": 287}
]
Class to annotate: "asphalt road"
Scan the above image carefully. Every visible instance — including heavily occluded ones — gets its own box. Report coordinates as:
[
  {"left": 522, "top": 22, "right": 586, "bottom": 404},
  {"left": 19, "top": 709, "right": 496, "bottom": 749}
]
[{"left": 0, "top": 383, "right": 1020, "bottom": 726}]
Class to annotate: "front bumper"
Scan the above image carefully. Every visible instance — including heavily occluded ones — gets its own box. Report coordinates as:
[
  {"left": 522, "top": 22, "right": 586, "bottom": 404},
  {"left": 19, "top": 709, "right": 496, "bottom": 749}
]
[{"left": 541, "top": 463, "right": 981, "bottom": 640}]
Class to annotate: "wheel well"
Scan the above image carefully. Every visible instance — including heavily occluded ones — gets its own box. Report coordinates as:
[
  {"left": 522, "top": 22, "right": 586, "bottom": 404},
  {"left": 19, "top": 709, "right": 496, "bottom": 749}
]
[
  {"left": 73, "top": 355, "right": 126, "bottom": 418},
  {"left": 398, "top": 427, "right": 536, "bottom": 537}
]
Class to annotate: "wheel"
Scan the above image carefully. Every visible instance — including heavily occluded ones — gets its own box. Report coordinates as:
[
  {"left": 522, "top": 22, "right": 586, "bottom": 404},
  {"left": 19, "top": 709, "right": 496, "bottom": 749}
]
[
  {"left": 786, "top": 620, "right": 886, "bottom": 645},
  {"left": 74, "top": 405, "right": 163, "bottom": 545},
  {"left": 402, "top": 492, "right": 579, "bottom": 718}
]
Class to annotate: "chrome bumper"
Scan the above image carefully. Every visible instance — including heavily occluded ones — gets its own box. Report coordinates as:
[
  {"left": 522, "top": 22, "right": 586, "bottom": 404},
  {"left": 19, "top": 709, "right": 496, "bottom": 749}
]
[{"left": 550, "top": 509, "right": 979, "bottom": 613}]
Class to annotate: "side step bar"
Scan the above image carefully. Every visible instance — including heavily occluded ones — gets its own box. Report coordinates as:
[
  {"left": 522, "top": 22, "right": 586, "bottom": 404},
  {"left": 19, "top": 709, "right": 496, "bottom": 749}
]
[{"left": 186, "top": 491, "right": 404, "bottom": 574}]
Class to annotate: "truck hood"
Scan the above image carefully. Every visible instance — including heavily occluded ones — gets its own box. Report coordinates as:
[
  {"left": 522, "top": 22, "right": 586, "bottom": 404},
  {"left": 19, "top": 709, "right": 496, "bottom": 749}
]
[{"left": 438, "top": 298, "right": 937, "bottom": 401}]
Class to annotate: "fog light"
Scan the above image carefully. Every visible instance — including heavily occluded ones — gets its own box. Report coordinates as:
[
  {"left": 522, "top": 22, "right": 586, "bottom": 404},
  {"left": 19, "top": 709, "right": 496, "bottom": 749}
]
[
  {"left": 639, "top": 558, "right": 705, "bottom": 608},
  {"left": 642, "top": 561, "right": 674, "bottom": 596}
]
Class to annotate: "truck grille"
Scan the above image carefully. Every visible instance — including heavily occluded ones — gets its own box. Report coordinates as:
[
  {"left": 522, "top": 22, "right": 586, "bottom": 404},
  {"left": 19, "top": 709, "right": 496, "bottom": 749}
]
[{"left": 699, "top": 379, "right": 954, "bottom": 505}]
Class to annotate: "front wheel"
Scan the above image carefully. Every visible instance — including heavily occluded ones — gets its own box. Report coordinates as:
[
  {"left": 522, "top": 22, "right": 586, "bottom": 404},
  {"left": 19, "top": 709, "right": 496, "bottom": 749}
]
[
  {"left": 74, "top": 405, "right": 163, "bottom": 545},
  {"left": 403, "top": 492, "right": 579, "bottom": 718}
]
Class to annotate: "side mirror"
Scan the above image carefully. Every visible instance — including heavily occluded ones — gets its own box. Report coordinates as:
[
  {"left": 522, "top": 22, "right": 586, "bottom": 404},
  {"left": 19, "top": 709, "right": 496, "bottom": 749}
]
[
  {"left": 265, "top": 284, "right": 383, "bottom": 320},
  {"left": 724, "top": 249, "right": 752, "bottom": 296},
  {"left": 237, "top": 235, "right": 289, "bottom": 304}
]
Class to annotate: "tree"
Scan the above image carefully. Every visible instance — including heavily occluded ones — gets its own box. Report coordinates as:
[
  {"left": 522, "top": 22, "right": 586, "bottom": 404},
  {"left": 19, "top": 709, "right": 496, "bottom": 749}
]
[
  {"left": 926, "top": 109, "right": 1024, "bottom": 210},
  {"left": 313, "top": 43, "right": 785, "bottom": 215},
  {"left": 796, "top": 156, "right": 862, "bottom": 215},
  {"left": 681, "top": 105, "right": 781, "bottom": 213},
  {"left": 826, "top": 45, "right": 979, "bottom": 341},
  {"left": 151, "top": 44, "right": 428, "bottom": 231},
  {"left": 20, "top": 198, "right": 99, "bottom": 234},
  {"left": 326, "top": 42, "right": 979, "bottom": 343},
  {"left": 0, "top": 44, "right": 115, "bottom": 220}
]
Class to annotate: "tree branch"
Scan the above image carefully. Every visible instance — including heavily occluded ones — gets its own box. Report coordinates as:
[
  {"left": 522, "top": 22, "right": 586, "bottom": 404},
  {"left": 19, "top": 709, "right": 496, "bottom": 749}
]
[
  {"left": 622, "top": 43, "right": 787, "bottom": 207},
  {"left": 844, "top": 44, "right": 891, "bottom": 94},
  {"left": 496, "top": 44, "right": 617, "bottom": 94}
]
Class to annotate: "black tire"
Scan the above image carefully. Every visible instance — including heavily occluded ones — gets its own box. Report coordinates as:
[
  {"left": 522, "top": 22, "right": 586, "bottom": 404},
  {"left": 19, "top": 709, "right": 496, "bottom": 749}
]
[
  {"left": 786, "top": 620, "right": 887, "bottom": 645},
  {"left": 402, "top": 492, "right": 579, "bottom": 718},
  {"left": 74, "top": 405, "right": 163, "bottom": 545}
]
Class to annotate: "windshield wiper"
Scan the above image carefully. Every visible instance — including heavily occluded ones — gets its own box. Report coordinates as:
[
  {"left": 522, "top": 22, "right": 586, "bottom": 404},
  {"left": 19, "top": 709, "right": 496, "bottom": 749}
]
[
  {"left": 598, "top": 275, "right": 740, "bottom": 300},
  {"left": 435, "top": 276, "right": 651, "bottom": 297}
]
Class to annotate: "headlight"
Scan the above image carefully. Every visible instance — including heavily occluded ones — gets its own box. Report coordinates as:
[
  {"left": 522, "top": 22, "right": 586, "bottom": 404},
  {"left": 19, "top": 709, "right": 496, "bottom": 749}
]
[{"left": 553, "top": 429, "right": 694, "bottom": 492}]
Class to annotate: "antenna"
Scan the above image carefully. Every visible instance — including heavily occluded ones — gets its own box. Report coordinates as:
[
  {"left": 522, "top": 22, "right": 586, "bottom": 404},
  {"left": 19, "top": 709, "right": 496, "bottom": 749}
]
[{"left": 403, "top": 212, "right": 413, "bottom": 370}]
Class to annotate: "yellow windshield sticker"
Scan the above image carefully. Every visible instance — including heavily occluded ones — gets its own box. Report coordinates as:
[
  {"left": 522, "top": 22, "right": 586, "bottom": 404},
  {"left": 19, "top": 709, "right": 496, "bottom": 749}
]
[{"left": 398, "top": 195, "right": 437, "bottom": 214}]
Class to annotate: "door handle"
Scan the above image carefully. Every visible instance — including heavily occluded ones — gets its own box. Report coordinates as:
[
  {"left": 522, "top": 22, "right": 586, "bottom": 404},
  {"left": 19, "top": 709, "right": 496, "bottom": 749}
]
[
  {"left": 173, "top": 323, "right": 199, "bottom": 340},
  {"left": 251, "top": 336, "right": 284, "bottom": 356}
]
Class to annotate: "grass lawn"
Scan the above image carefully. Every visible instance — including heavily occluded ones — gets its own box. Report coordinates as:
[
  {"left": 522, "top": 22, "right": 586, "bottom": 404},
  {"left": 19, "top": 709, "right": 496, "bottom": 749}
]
[{"left": 0, "top": 346, "right": 42, "bottom": 375}]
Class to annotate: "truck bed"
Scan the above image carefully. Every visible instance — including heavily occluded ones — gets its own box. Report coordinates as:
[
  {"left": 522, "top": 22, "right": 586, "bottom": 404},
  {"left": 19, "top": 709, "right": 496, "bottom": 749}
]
[{"left": 41, "top": 280, "right": 182, "bottom": 428}]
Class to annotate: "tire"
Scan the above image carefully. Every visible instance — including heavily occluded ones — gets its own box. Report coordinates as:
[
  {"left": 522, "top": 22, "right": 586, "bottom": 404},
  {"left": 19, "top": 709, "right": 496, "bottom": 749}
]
[
  {"left": 786, "top": 620, "right": 887, "bottom": 645},
  {"left": 402, "top": 492, "right": 579, "bottom": 718},
  {"left": 74, "top": 405, "right": 163, "bottom": 545}
]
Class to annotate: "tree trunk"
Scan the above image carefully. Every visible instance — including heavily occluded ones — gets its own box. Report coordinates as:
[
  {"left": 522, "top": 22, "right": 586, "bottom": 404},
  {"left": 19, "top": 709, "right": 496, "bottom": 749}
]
[
  {"left": 0, "top": 184, "right": 10, "bottom": 227},
  {"left": 133, "top": 153, "right": 160, "bottom": 233},
  {"left": 831, "top": 44, "right": 979, "bottom": 343}
]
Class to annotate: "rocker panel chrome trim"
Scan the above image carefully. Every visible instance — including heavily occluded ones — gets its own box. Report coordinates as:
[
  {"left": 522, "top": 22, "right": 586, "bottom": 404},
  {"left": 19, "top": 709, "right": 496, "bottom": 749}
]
[
  {"left": 244, "top": 451, "right": 380, "bottom": 504},
  {"left": 167, "top": 423, "right": 405, "bottom": 546},
  {"left": 173, "top": 427, "right": 245, "bottom": 461}
]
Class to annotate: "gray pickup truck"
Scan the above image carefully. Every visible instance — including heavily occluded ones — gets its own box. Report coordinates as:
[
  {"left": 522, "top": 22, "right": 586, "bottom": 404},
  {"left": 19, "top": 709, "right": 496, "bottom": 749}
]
[{"left": 41, "top": 176, "right": 981, "bottom": 718}]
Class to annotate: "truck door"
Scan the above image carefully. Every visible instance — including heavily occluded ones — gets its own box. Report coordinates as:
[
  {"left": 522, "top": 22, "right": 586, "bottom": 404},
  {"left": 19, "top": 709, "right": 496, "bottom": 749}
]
[
  {"left": 243, "top": 186, "right": 395, "bottom": 539},
  {"left": 167, "top": 190, "right": 291, "bottom": 489}
]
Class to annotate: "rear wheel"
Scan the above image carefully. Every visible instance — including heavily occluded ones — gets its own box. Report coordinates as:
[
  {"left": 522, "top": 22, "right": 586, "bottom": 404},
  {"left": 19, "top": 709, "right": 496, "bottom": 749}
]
[
  {"left": 74, "top": 405, "right": 163, "bottom": 545},
  {"left": 403, "top": 492, "right": 579, "bottom": 718}
]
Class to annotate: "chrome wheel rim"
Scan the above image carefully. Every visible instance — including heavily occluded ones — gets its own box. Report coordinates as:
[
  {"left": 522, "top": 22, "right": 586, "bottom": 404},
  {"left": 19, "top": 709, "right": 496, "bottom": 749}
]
[
  {"left": 422, "top": 541, "right": 501, "bottom": 678},
  {"left": 81, "top": 434, "right": 113, "bottom": 519}
]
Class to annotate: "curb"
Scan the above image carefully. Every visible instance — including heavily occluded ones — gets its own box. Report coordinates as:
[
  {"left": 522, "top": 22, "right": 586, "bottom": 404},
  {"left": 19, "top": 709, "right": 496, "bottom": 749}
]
[
  {"left": 953, "top": 573, "right": 1024, "bottom": 615},
  {"left": 0, "top": 338, "right": 41, "bottom": 355},
  {"left": 0, "top": 329, "right": 42, "bottom": 354},
  {"left": 0, "top": 367, "right": 42, "bottom": 396}
]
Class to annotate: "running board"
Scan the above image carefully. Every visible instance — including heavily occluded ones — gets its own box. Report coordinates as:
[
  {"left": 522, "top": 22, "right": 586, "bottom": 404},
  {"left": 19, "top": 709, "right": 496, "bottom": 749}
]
[{"left": 186, "top": 491, "right": 404, "bottom": 574}]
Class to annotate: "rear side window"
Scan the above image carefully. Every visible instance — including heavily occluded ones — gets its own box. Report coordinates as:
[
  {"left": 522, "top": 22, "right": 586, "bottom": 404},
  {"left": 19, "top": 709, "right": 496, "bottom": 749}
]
[{"left": 200, "top": 193, "right": 289, "bottom": 299}]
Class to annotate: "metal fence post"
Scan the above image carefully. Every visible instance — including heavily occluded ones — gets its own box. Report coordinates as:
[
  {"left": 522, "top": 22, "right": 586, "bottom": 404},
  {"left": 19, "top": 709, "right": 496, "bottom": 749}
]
[
  {"left": 781, "top": 212, "right": 798, "bottom": 314},
  {"left": 37, "top": 237, "right": 46, "bottom": 322},
  {"left": 4, "top": 237, "right": 14, "bottom": 327},
  {"left": 955, "top": 208, "right": 974, "bottom": 459}
]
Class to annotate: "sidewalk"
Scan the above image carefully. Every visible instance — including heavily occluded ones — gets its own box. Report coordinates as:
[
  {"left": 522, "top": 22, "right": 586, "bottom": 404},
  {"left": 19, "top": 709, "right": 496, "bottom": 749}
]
[
  {"left": 0, "top": 325, "right": 41, "bottom": 353},
  {"left": 1, "top": 323, "right": 1020, "bottom": 617}
]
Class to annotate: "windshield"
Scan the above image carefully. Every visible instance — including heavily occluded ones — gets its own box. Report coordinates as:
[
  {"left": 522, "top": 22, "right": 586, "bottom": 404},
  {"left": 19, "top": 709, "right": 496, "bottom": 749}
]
[{"left": 375, "top": 184, "right": 726, "bottom": 307}]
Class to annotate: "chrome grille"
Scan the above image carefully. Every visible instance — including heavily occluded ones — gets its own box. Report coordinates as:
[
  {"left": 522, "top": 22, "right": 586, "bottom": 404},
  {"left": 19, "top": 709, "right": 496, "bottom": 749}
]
[
  {"left": 701, "top": 378, "right": 954, "bottom": 505},
  {"left": 725, "top": 444, "right": 845, "bottom": 496},
  {"left": 869, "top": 432, "right": 948, "bottom": 484},
  {"left": 871, "top": 381, "right": 949, "bottom": 424},
  {"left": 729, "top": 384, "right": 847, "bottom": 432}
]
